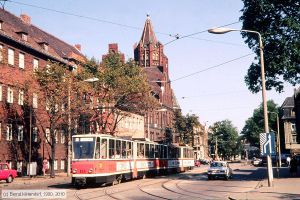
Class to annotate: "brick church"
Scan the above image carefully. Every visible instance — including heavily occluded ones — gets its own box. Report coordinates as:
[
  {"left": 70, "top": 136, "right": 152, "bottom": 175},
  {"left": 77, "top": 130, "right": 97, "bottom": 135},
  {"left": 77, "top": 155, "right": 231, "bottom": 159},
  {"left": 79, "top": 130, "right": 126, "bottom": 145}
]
[{"left": 134, "top": 15, "right": 176, "bottom": 143}]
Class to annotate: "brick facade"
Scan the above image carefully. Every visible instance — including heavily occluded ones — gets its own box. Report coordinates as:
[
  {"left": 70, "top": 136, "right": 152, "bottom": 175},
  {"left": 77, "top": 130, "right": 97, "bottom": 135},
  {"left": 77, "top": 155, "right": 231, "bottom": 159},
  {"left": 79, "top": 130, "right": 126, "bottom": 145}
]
[
  {"left": 134, "top": 15, "right": 174, "bottom": 143},
  {"left": 0, "top": 9, "right": 85, "bottom": 175}
]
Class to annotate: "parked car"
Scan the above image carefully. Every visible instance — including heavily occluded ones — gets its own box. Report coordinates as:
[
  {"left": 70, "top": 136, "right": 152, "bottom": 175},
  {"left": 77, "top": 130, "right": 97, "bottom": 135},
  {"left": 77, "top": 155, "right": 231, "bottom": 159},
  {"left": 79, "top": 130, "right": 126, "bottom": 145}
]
[
  {"left": 207, "top": 161, "right": 232, "bottom": 180},
  {"left": 194, "top": 160, "right": 201, "bottom": 167},
  {"left": 0, "top": 163, "right": 17, "bottom": 183},
  {"left": 200, "top": 159, "right": 210, "bottom": 165},
  {"left": 252, "top": 157, "right": 262, "bottom": 166}
]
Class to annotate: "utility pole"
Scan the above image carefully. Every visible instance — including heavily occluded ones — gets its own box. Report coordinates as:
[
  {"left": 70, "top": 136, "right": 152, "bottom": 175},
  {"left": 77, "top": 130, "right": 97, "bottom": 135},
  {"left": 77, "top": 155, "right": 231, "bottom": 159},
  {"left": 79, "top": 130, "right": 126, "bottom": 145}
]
[{"left": 276, "top": 113, "right": 282, "bottom": 167}]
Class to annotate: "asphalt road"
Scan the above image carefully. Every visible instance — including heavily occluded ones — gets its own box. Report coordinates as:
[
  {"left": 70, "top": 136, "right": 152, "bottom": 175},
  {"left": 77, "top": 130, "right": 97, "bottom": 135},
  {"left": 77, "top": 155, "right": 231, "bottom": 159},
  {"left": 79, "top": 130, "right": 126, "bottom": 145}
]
[{"left": 1, "top": 163, "right": 267, "bottom": 200}]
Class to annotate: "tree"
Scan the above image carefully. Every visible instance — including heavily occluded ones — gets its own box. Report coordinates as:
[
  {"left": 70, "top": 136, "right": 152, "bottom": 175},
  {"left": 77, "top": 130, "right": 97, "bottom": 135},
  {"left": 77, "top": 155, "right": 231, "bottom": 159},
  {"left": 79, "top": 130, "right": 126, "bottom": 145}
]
[
  {"left": 173, "top": 110, "right": 201, "bottom": 146},
  {"left": 83, "top": 52, "right": 157, "bottom": 134},
  {"left": 241, "top": 100, "right": 279, "bottom": 147},
  {"left": 210, "top": 120, "right": 240, "bottom": 160},
  {"left": 240, "top": 0, "right": 300, "bottom": 93},
  {"left": 26, "top": 61, "right": 88, "bottom": 178}
]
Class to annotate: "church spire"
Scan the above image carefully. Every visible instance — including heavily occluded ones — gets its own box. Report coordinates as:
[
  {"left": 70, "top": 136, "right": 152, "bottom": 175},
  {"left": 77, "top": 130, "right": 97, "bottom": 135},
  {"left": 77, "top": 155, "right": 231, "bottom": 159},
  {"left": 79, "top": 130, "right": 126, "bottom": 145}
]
[{"left": 140, "top": 14, "right": 158, "bottom": 46}]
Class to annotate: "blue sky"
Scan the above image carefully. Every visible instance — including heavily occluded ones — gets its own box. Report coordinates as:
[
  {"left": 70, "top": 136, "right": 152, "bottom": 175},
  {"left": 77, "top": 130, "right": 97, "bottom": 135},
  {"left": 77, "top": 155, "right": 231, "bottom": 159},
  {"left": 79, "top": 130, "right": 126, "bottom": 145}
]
[{"left": 5, "top": 0, "right": 296, "bottom": 131}]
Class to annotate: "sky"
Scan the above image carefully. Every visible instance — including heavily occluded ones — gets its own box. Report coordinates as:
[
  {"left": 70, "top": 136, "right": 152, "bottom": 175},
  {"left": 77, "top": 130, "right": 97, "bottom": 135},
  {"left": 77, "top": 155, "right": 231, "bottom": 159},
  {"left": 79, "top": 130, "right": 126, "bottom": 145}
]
[{"left": 4, "top": 0, "right": 297, "bottom": 131}]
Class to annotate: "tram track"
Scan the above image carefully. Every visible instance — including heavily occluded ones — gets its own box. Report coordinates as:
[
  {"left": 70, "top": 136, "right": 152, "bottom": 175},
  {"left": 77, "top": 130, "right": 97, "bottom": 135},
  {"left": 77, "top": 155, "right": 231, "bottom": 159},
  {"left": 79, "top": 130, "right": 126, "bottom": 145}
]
[
  {"left": 73, "top": 172, "right": 208, "bottom": 200},
  {"left": 73, "top": 178, "right": 162, "bottom": 200}
]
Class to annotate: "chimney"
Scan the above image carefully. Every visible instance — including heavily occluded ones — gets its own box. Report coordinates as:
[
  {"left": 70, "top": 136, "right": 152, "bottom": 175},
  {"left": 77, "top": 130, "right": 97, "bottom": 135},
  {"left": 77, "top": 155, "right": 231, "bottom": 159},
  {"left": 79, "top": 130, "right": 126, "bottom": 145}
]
[
  {"left": 20, "top": 14, "right": 31, "bottom": 25},
  {"left": 74, "top": 44, "right": 81, "bottom": 51},
  {"left": 109, "top": 43, "right": 118, "bottom": 53}
]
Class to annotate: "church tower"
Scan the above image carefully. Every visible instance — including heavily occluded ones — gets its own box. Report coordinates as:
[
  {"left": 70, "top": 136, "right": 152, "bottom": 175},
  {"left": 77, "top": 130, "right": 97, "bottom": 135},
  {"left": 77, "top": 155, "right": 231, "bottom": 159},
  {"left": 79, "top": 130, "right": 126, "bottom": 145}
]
[{"left": 134, "top": 15, "right": 174, "bottom": 143}]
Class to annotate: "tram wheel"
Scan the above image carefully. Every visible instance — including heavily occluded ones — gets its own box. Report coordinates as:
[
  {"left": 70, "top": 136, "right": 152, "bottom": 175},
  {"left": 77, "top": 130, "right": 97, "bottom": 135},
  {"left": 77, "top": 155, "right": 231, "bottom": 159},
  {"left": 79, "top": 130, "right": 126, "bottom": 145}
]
[{"left": 112, "top": 180, "right": 118, "bottom": 186}]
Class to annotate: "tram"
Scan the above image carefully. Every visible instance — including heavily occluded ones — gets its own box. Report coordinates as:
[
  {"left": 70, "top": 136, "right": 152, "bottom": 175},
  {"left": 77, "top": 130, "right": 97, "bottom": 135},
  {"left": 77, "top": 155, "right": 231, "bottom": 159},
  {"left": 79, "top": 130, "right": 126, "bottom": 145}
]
[{"left": 71, "top": 134, "right": 194, "bottom": 186}]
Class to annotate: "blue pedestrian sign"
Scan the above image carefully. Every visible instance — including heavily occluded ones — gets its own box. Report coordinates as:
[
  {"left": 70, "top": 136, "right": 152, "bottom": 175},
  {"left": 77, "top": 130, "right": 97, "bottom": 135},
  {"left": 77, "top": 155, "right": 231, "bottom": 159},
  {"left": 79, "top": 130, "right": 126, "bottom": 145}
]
[{"left": 260, "top": 132, "right": 276, "bottom": 156}]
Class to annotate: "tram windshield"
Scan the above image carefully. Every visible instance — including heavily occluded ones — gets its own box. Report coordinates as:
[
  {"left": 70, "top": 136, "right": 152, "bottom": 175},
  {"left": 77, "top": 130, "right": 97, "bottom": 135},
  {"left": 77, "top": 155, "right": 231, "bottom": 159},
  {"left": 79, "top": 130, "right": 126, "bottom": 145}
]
[{"left": 73, "top": 137, "right": 95, "bottom": 159}]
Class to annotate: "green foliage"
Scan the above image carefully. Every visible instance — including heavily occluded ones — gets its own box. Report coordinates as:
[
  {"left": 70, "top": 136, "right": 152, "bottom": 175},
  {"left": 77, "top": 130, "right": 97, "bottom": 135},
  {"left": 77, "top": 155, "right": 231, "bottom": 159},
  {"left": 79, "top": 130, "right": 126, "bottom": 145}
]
[
  {"left": 82, "top": 53, "right": 157, "bottom": 133},
  {"left": 240, "top": 0, "right": 300, "bottom": 92},
  {"left": 174, "top": 110, "right": 200, "bottom": 145},
  {"left": 210, "top": 120, "right": 240, "bottom": 159},
  {"left": 240, "top": 100, "right": 279, "bottom": 147}
]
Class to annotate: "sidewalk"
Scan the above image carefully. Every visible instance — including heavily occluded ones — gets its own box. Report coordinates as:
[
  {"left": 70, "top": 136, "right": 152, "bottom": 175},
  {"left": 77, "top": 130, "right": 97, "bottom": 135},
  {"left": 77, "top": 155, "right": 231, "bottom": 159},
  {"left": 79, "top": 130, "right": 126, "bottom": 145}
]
[
  {"left": 0, "top": 173, "right": 70, "bottom": 189},
  {"left": 229, "top": 166, "right": 300, "bottom": 200}
]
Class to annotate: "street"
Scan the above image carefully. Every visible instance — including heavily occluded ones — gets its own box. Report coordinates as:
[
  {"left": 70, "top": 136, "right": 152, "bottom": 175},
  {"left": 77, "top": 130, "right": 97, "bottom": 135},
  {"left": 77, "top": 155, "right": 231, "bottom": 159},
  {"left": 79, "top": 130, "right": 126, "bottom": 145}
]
[{"left": 0, "top": 163, "right": 277, "bottom": 200}]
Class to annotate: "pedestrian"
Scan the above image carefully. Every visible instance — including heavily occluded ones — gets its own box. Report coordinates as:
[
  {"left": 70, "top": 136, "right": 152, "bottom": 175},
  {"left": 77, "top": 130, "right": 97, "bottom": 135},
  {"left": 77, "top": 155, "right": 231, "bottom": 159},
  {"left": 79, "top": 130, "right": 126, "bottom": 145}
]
[
  {"left": 290, "top": 155, "right": 297, "bottom": 176},
  {"left": 286, "top": 156, "right": 291, "bottom": 166},
  {"left": 42, "top": 159, "right": 48, "bottom": 176}
]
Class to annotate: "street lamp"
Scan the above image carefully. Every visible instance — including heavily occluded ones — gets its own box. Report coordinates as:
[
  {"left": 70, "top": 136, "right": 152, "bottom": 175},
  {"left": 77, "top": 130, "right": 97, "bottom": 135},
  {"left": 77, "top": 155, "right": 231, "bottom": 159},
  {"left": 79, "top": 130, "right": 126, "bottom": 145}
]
[
  {"left": 67, "top": 77, "right": 99, "bottom": 176},
  {"left": 208, "top": 27, "right": 273, "bottom": 187}
]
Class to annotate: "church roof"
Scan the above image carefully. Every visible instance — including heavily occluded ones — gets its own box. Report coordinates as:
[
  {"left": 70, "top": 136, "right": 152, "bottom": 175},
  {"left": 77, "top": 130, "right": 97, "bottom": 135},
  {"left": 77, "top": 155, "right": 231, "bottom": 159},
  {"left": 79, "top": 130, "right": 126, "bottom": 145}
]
[{"left": 139, "top": 15, "right": 158, "bottom": 46}]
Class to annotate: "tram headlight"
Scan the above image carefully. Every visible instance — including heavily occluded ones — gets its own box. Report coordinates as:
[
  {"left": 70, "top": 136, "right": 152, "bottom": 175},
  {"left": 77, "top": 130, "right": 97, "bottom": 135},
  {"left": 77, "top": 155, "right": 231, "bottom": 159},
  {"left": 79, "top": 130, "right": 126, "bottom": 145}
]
[
  {"left": 88, "top": 168, "right": 93, "bottom": 174},
  {"left": 72, "top": 169, "right": 77, "bottom": 174}
]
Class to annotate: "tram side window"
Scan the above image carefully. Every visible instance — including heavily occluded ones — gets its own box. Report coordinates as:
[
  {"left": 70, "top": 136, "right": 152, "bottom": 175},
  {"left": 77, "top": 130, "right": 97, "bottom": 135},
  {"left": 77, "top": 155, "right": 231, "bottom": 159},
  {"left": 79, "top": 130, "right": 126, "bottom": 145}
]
[
  {"left": 164, "top": 146, "right": 168, "bottom": 158},
  {"left": 168, "top": 147, "right": 174, "bottom": 158},
  {"left": 150, "top": 144, "right": 155, "bottom": 158},
  {"left": 154, "top": 145, "right": 159, "bottom": 158},
  {"left": 159, "top": 145, "right": 163, "bottom": 158},
  {"left": 95, "top": 137, "right": 101, "bottom": 159},
  {"left": 109, "top": 139, "right": 115, "bottom": 159},
  {"left": 101, "top": 138, "right": 107, "bottom": 159},
  {"left": 127, "top": 141, "right": 132, "bottom": 158},
  {"left": 176, "top": 148, "right": 180, "bottom": 158},
  {"left": 184, "top": 148, "right": 188, "bottom": 158},
  {"left": 138, "top": 143, "right": 144, "bottom": 158},
  {"left": 121, "top": 141, "right": 126, "bottom": 158},
  {"left": 116, "top": 140, "right": 121, "bottom": 159},
  {"left": 145, "top": 143, "right": 150, "bottom": 158}
]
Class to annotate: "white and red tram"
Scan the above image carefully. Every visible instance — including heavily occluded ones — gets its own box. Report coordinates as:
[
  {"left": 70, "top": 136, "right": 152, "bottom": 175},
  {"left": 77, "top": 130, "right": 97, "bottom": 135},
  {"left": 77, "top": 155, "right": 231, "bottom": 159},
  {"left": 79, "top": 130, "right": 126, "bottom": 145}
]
[{"left": 71, "top": 134, "right": 194, "bottom": 186}]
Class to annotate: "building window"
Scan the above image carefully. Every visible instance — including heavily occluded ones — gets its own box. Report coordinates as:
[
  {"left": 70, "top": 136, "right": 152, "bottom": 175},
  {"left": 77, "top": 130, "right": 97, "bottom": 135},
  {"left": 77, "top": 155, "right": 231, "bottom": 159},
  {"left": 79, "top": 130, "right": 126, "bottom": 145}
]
[
  {"left": 33, "top": 58, "right": 38, "bottom": 70},
  {"left": 55, "top": 129, "right": 58, "bottom": 143},
  {"left": 61, "top": 130, "right": 65, "bottom": 144},
  {"left": 0, "top": 85, "right": 2, "bottom": 101},
  {"left": 45, "top": 128, "right": 50, "bottom": 143},
  {"left": 7, "top": 87, "right": 13, "bottom": 103},
  {"left": 8, "top": 48, "right": 14, "bottom": 65},
  {"left": 19, "top": 53, "right": 25, "bottom": 69},
  {"left": 0, "top": 44, "right": 3, "bottom": 62},
  {"left": 32, "top": 127, "right": 38, "bottom": 142},
  {"left": 291, "top": 123, "right": 296, "bottom": 133},
  {"left": 33, "top": 93, "right": 38, "bottom": 108},
  {"left": 0, "top": 21, "right": 2, "bottom": 30},
  {"left": 54, "top": 160, "right": 57, "bottom": 170},
  {"left": 6, "top": 124, "right": 12, "bottom": 141},
  {"left": 17, "top": 161, "right": 23, "bottom": 173},
  {"left": 43, "top": 44, "right": 48, "bottom": 51},
  {"left": 60, "top": 160, "right": 65, "bottom": 170},
  {"left": 18, "top": 90, "right": 24, "bottom": 105},
  {"left": 21, "top": 33, "right": 28, "bottom": 41},
  {"left": 18, "top": 125, "right": 23, "bottom": 141}
]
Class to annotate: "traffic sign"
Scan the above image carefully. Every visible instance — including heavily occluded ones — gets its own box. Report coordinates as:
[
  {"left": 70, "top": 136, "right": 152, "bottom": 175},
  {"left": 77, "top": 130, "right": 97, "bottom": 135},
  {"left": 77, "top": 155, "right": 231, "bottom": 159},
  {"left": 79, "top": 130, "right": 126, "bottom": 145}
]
[{"left": 260, "top": 132, "right": 276, "bottom": 156}]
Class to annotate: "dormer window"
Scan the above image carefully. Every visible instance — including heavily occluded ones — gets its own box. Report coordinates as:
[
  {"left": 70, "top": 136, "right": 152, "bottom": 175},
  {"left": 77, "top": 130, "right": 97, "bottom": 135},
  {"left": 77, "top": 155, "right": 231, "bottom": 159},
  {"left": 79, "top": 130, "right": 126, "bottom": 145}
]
[
  {"left": 38, "top": 42, "right": 49, "bottom": 51},
  {"left": 0, "top": 20, "right": 3, "bottom": 30},
  {"left": 22, "top": 33, "right": 27, "bottom": 41},
  {"left": 16, "top": 31, "right": 28, "bottom": 41}
]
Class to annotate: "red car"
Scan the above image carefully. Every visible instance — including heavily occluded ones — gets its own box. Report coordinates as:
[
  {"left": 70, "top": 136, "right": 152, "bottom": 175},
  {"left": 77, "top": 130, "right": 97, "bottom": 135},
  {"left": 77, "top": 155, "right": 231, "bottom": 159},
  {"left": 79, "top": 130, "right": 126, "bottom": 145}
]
[
  {"left": 194, "top": 160, "right": 201, "bottom": 167},
  {"left": 0, "top": 163, "right": 17, "bottom": 183}
]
